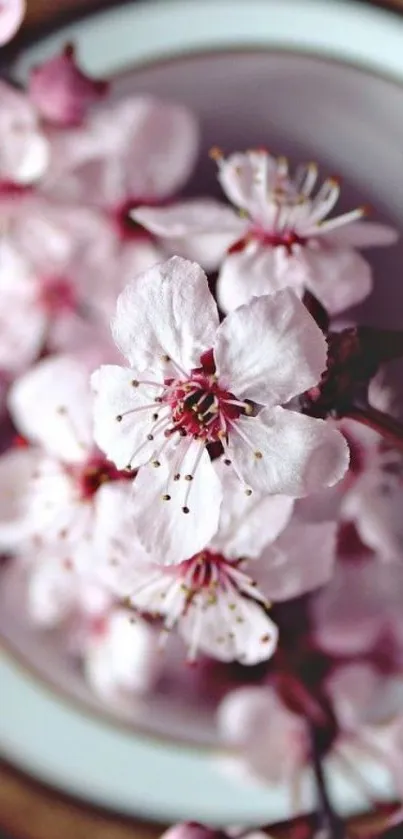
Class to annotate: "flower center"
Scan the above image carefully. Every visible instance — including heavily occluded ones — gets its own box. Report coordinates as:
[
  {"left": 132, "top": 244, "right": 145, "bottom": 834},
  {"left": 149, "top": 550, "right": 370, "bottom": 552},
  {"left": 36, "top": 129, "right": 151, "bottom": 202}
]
[
  {"left": 163, "top": 370, "right": 247, "bottom": 444},
  {"left": 38, "top": 275, "right": 77, "bottom": 314},
  {"left": 75, "top": 454, "right": 133, "bottom": 500}
]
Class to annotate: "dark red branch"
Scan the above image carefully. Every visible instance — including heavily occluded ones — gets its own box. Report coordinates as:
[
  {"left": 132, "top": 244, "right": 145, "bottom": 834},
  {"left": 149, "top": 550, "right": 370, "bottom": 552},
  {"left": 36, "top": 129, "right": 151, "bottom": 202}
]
[{"left": 344, "top": 404, "right": 403, "bottom": 452}]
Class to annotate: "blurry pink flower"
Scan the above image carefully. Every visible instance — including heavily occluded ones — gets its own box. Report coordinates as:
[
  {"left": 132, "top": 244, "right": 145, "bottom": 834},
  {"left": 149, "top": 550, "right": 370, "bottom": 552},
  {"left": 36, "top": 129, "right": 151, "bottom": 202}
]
[
  {"left": 28, "top": 44, "right": 109, "bottom": 127},
  {"left": 0, "top": 80, "right": 49, "bottom": 182},
  {"left": 217, "top": 685, "right": 309, "bottom": 784},
  {"left": 92, "top": 256, "right": 348, "bottom": 563},
  {"left": 0, "top": 357, "right": 142, "bottom": 586},
  {"left": 83, "top": 608, "right": 161, "bottom": 701},
  {"left": 42, "top": 95, "right": 199, "bottom": 213},
  {"left": 161, "top": 825, "right": 270, "bottom": 839},
  {"left": 134, "top": 150, "right": 397, "bottom": 314},
  {"left": 0, "top": 195, "right": 159, "bottom": 375},
  {"left": 311, "top": 545, "right": 403, "bottom": 658},
  {"left": 326, "top": 662, "right": 403, "bottom": 730},
  {"left": 341, "top": 447, "right": 403, "bottom": 563},
  {"left": 0, "top": 0, "right": 25, "bottom": 45}
]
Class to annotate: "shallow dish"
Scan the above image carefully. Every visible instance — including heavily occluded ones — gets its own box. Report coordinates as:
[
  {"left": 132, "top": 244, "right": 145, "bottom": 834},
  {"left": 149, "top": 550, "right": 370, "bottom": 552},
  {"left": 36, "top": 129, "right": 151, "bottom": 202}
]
[{"left": 2, "top": 0, "right": 403, "bottom": 825}]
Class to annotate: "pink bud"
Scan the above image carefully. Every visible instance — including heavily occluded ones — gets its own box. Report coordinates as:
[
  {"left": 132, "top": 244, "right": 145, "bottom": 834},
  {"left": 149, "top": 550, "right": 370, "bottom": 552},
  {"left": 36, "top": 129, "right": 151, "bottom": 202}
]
[
  {"left": 160, "top": 824, "right": 225, "bottom": 839},
  {"left": 28, "top": 44, "right": 109, "bottom": 127}
]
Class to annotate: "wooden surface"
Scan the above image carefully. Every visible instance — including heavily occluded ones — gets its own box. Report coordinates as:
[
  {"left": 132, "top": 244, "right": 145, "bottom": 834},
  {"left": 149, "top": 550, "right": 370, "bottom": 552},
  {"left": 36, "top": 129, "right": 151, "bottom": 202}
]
[{"left": 2, "top": 0, "right": 403, "bottom": 836}]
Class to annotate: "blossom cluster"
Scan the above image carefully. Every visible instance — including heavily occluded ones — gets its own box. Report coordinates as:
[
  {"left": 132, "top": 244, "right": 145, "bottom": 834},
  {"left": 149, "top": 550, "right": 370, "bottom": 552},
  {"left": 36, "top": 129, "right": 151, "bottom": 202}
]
[{"left": 1, "top": 45, "right": 403, "bottom": 807}]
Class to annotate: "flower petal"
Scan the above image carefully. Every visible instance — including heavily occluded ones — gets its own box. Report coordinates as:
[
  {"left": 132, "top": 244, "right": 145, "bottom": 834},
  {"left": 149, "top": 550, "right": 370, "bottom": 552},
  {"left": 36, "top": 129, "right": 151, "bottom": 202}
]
[
  {"left": 254, "top": 519, "right": 337, "bottom": 601},
  {"left": 9, "top": 356, "right": 92, "bottom": 461},
  {"left": 212, "top": 460, "right": 294, "bottom": 559},
  {"left": 133, "top": 439, "right": 222, "bottom": 564},
  {"left": 0, "top": 80, "right": 49, "bottom": 183},
  {"left": 217, "top": 244, "right": 302, "bottom": 315},
  {"left": 217, "top": 150, "right": 283, "bottom": 223},
  {"left": 0, "top": 0, "right": 25, "bottom": 45},
  {"left": 181, "top": 595, "right": 278, "bottom": 664},
  {"left": 302, "top": 245, "right": 373, "bottom": 315},
  {"left": 227, "top": 408, "right": 349, "bottom": 496},
  {"left": 215, "top": 288, "right": 327, "bottom": 406},
  {"left": 91, "top": 364, "right": 161, "bottom": 470},
  {"left": 112, "top": 256, "right": 219, "bottom": 372},
  {"left": 84, "top": 609, "right": 160, "bottom": 700},
  {"left": 132, "top": 199, "right": 243, "bottom": 272},
  {"left": 325, "top": 220, "right": 398, "bottom": 250},
  {"left": 342, "top": 468, "right": 403, "bottom": 562}
]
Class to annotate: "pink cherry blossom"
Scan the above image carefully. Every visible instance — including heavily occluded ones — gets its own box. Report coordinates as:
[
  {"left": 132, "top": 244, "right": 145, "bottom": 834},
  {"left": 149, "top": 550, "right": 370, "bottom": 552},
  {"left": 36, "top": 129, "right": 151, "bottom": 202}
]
[
  {"left": 311, "top": 547, "right": 403, "bottom": 659},
  {"left": 0, "top": 0, "right": 25, "bottom": 45},
  {"left": 28, "top": 44, "right": 109, "bottom": 127},
  {"left": 0, "top": 80, "right": 49, "bottom": 183},
  {"left": 83, "top": 609, "right": 161, "bottom": 701},
  {"left": 217, "top": 685, "right": 309, "bottom": 784},
  {"left": 133, "top": 150, "right": 397, "bottom": 314},
  {"left": 97, "top": 468, "right": 336, "bottom": 663},
  {"left": 42, "top": 96, "right": 199, "bottom": 213},
  {"left": 0, "top": 195, "right": 159, "bottom": 375},
  {"left": 161, "top": 825, "right": 271, "bottom": 839},
  {"left": 0, "top": 357, "right": 144, "bottom": 593},
  {"left": 91, "top": 256, "right": 349, "bottom": 563}
]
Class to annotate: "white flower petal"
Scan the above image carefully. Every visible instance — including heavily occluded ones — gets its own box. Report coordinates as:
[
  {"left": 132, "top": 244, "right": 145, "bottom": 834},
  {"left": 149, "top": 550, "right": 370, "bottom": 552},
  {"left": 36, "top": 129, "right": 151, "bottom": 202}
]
[
  {"left": 255, "top": 519, "right": 337, "bottom": 601},
  {"left": 212, "top": 461, "right": 294, "bottom": 559},
  {"left": 342, "top": 469, "right": 403, "bottom": 562},
  {"left": 112, "top": 256, "right": 219, "bottom": 372},
  {"left": 91, "top": 364, "right": 162, "bottom": 470},
  {"left": 227, "top": 408, "right": 349, "bottom": 496},
  {"left": 84, "top": 609, "right": 160, "bottom": 700},
  {"left": 181, "top": 594, "right": 278, "bottom": 664},
  {"left": 9, "top": 356, "right": 92, "bottom": 461},
  {"left": 217, "top": 244, "right": 302, "bottom": 314},
  {"left": 214, "top": 288, "right": 327, "bottom": 406},
  {"left": 325, "top": 220, "right": 398, "bottom": 250},
  {"left": 133, "top": 439, "right": 222, "bottom": 564},
  {"left": 302, "top": 246, "right": 373, "bottom": 315},
  {"left": 0, "top": 0, "right": 25, "bottom": 46}
]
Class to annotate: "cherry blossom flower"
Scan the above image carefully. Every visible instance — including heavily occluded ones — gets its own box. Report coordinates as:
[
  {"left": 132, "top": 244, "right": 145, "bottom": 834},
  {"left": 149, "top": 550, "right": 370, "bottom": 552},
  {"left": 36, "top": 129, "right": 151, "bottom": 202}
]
[
  {"left": 311, "top": 545, "right": 403, "bottom": 659},
  {"left": 217, "top": 685, "right": 309, "bottom": 785},
  {"left": 91, "top": 256, "right": 349, "bottom": 563},
  {"left": 133, "top": 150, "right": 397, "bottom": 315},
  {"left": 0, "top": 195, "right": 158, "bottom": 376},
  {"left": 83, "top": 608, "right": 161, "bottom": 701},
  {"left": 0, "top": 80, "right": 49, "bottom": 183},
  {"left": 0, "top": 0, "right": 25, "bottom": 45},
  {"left": 0, "top": 357, "right": 143, "bottom": 589},
  {"left": 97, "top": 467, "right": 336, "bottom": 663},
  {"left": 42, "top": 95, "right": 199, "bottom": 215},
  {"left": 28, "top": 44, "right": 109, "bottom": 127}
]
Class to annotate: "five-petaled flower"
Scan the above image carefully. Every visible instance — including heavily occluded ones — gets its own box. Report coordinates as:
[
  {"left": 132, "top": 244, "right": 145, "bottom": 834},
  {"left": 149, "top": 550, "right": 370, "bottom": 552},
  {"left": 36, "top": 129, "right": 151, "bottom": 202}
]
[
  {"left": 132, "top": 149, "right": 397, "bottom": 315},
  {"left": 91, "top": 255, "right": 348, "bottom": 563}
]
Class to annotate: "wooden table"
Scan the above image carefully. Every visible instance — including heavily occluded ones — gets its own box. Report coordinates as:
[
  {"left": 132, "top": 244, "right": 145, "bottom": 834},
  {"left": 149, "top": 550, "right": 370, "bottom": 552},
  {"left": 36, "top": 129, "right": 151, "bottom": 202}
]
[{"left": 2, "top": 0, "right": 403, "bottom": 835}]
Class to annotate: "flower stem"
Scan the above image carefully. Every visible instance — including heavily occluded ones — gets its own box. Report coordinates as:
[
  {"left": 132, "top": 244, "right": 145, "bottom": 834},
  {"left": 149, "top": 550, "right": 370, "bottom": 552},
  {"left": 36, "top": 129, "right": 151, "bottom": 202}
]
[
  {"left": 344, "top": 404, "right": 403, "bottom": 451},
  {"left": 310, "top": 724, "right": 346, "bottom": 839}
]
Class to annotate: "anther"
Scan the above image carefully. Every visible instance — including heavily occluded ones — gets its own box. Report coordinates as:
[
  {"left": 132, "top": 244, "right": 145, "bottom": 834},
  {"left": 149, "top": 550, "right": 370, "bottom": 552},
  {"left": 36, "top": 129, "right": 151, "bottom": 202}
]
[
  {"left": 184, "top": 474, "right": 193, "bottom": 482},
  {"left": 162, "top": 494, "right": 171, "bottom": 501},
  {"left": 261, "top": 634, "right": 271, "bottom": 643},
  {"left": 161, "top": 354, "right": 170, "bottom": 362},
  {"left": 244, "top": 402, "right": 254, "bottom": 416},
  {"left": 245, "top": 489, "right": 252, "bottom": 496},
  {"left": 131, "top": 379, "right": 139, "bottom": 387},
  {"left": 147, "top": 434, "right": 154, "bottom": 441},
  {"left": 173, "top": 473, "right": 181, "bottom": 481},
  {"left": 254, "top": 450, "right": 263, "bottom": 459},
  {"left": 152, "top": 460, "right": 161, "bottom": 468},
  {"left": 209, "top": 146, "right": 223, "bottom": 161},
  {"left": 152, "top": 413, "right": 159, "bottom": 421},
  {"left": 116, "top": 414, "right": 123, "bottom": 422},
  {"left": 224, "top": 458, "right": 231, "bottom": 465},
  {"left": 182, "top": 506, "right": 190, "bottom": 514}
]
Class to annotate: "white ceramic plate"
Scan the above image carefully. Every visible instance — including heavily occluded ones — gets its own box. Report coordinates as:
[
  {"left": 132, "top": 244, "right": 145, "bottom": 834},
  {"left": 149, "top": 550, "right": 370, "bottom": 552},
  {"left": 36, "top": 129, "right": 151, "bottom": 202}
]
[{"left": 2, "top": 0, "right": 403, "bottom": 826}]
